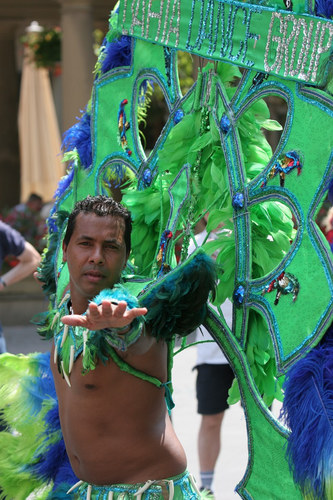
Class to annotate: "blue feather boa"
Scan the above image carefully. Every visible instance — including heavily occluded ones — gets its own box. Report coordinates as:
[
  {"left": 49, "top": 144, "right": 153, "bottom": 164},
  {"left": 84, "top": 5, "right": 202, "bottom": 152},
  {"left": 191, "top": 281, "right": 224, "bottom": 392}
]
[
  {"left": 315, "top": 0, "right": 333, "bottom": 18},
  {"left": 25, "top": 352, "right": 78, "bottom": 494},
  {"left": 101, "top": 35, "right": 132, "bottom": 74},
  {"left": 281, "top": 325, "right": 333, "bottom": 499},
  {"left": 62, "top": 112, "right": 92, "bottom": 169}
]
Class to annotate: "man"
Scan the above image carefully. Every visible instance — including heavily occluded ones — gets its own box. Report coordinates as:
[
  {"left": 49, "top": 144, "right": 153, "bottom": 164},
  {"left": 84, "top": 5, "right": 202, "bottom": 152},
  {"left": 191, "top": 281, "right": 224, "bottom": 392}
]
[
  {"left": 0, "top": 220, "right": 41, "bottom": 352},
  {"left": 188, "top": 219, "right": 234, "bottom": 497},
  {"left": 49, "top": 195, "right": 212, "bottom": 499},
  {"left": 195, "top": 303, "right": 234, "bottom": 497}
]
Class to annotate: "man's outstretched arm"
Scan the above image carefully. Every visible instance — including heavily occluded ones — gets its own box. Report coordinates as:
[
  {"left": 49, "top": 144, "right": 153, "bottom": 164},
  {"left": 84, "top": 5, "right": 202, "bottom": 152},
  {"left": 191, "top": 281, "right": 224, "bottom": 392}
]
[
  {"left": 61, "top": 300, "right": 153, "bottom": 356},
  {"left": 62, "top": 300, "right": 147, "bottom": 331}
]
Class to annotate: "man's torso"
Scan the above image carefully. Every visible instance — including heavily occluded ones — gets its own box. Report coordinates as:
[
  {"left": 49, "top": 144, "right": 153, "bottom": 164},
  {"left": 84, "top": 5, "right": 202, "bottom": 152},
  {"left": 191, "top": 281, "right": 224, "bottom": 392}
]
[{"left": 51, "top": 338, "right": 187, "bottom": 485}]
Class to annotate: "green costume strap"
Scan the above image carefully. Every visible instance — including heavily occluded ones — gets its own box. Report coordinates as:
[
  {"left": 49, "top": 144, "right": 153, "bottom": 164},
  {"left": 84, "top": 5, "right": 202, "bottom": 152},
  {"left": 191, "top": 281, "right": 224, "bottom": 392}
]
[
  {"left": 102, "top": 319, "right": 144, "bottom": 352},
  {"left": 107, "top": 346, "right": 175, "bottom": 412}
]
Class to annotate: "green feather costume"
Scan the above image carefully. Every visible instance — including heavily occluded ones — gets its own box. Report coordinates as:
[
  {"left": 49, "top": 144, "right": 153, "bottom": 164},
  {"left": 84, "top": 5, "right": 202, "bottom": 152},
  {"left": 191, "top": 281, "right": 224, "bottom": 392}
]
[{"left": 0, "top": 0, "right": 332, "bottom": 498}]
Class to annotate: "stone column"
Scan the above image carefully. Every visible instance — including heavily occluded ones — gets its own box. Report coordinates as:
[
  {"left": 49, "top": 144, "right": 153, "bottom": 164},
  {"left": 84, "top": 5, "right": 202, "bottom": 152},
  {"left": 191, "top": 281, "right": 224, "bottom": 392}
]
[
  {"left": 59, "top": 0, "right": 95, "bottom": 133},
  {"left": 0, "top": 22, "right": 20, "bottom": 210}
]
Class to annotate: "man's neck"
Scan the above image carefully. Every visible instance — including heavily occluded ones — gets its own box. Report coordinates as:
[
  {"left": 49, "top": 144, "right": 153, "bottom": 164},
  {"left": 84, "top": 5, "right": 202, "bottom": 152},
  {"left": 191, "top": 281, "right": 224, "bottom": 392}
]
[{"left": 69, "top": 293, "right": 89, "bottom": 316}]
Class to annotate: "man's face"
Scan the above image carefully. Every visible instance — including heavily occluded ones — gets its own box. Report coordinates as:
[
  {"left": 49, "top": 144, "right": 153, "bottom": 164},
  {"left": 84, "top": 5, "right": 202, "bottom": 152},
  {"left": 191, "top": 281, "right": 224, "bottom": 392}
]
[
  {"left": 28, "top": 200, "right": 43, "bottom": 212},
  {"left": 62, "top": 213, "right": 128, "bottom": 313}
]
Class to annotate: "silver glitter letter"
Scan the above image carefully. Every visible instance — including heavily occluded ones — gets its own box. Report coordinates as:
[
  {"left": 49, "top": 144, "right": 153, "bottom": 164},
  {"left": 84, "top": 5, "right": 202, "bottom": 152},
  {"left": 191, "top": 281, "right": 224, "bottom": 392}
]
[
  {"left": 164, "top": 0, "right": 181, "bottom": 46},
  {"left": 146, "top": 0, "right": 164, "bottom": 41},
  {"left": 283, "top": 15, "right": 298, "bottom": 77},
  {"left": 311, "top": 22, "right": 333, "bottom": 83},
  {"left": 297, "top": 19, "right": 314, "bottom": 81},
  {"left": 131, "top": 0, "right": 145, "bottom": 37},
  {"left": 264, "top": 13, "right": 285, "bottom": 74}
]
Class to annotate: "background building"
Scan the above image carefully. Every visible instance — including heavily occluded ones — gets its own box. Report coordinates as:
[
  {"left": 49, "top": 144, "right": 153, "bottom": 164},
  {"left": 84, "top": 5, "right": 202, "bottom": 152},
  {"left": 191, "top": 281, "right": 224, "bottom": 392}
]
[{"left": 0, "top": 0, "right": 115, "bottom": 210}]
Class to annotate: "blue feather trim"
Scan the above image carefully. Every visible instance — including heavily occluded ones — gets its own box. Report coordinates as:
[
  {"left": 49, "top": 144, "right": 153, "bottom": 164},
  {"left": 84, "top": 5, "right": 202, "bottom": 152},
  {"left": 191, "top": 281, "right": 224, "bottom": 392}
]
[
  {"left": 101, "top": 35, "right": 132, "bottom": 74},
  {"left": 37, "top": 210, "right": 69, "bottom": 297},
  {"left": 53, "top": 168, "right": 74, "bottom": 202},
  {"left": 24, "top": 353, "right": 78, "bottom": 490},
  {"left": 315, "top": 0, "right": 333, "bottom": 18},
  {"left": 62, "top": 112, "right": 92, "bottom": 169},
  {"left": 281, "top": 325, "right": 333, "bottom": 499},
  {"left": 32, "top": 440, "right": 77, "bottom": 488},
  {"left": 92, "top": 285, "right": 139, "bottom": 310}
]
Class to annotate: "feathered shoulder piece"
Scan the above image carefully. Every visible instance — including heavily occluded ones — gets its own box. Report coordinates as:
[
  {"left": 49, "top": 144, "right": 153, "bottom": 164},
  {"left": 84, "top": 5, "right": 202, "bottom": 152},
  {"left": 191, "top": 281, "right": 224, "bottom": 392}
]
[
  {"left": 37, "top": 210, "right": 69, "bottom": 298},
  {"left": 138, "top": 249, "right": 216, "bottom": 341},
  {"left": 36, "top": 250, "right": 215, "bottom": 380}
]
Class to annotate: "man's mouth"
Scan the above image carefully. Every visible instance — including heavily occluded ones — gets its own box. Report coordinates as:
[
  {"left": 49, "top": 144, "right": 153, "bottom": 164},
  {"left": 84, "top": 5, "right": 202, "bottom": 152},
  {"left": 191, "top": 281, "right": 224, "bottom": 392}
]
[{"left": 84, "top": 271, "right": 105, "bottom": 282}]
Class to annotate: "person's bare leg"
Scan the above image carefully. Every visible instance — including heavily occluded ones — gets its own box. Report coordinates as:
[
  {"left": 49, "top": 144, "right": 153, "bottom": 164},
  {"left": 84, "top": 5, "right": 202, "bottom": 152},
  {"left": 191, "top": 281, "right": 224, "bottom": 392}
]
[{"left": 198, "top": 412, "right": 225, "bottom": 492}]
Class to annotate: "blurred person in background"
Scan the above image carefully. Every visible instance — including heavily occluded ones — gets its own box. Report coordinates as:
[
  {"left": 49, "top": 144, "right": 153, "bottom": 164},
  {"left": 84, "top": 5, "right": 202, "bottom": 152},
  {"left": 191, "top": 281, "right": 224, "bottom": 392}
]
[
  {"left": 189, "top": 218, "right": 234, "bottom": 497},
  {"left": 4, "top": 193, "right": 46, "bottom": 253},
  {"left": 0, "top": 220, "right": 41, "bottom": 353},
  {"left": 194, "top": 302, "right": 234, "bottom": 497}
]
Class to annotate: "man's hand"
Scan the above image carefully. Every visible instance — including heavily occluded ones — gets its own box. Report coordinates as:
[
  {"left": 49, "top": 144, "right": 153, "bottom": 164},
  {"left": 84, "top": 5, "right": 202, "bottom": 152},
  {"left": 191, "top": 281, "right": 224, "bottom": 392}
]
[{"left": 61, "top": 300, "right": 147, "bottom": 332}]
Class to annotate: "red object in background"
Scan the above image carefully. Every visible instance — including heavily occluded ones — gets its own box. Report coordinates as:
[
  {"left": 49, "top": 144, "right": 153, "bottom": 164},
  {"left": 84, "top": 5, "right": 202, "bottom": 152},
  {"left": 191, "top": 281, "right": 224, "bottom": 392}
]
[
  {"left": 4, "top": 255, "right": 19, "bottom": 268},
  {"left": 326, "top": 230, "right": 333, "bottom": 245}
]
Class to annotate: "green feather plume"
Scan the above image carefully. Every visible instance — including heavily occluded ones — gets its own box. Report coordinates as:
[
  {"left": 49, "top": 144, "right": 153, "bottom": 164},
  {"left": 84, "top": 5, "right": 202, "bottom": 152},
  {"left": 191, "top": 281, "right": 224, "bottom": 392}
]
[{"left": 139, "top": 250, "right": 216, "bottom": 340}]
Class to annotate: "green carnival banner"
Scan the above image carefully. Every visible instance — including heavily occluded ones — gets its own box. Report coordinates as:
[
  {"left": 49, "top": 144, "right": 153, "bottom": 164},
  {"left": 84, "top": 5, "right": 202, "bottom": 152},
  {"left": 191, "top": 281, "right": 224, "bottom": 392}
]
[{"left": 118, "top": 0, "right": 333, "bottom": 85}]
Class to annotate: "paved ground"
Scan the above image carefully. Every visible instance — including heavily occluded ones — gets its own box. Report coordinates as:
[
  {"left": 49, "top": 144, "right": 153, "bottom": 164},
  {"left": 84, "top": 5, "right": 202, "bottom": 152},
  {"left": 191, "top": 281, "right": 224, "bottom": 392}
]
[
  {"left": 3, "top": 323, "right": 250, "bottom": 500},
  {"left": 172, "top": 346, "right": 249, "bottom": 499}
]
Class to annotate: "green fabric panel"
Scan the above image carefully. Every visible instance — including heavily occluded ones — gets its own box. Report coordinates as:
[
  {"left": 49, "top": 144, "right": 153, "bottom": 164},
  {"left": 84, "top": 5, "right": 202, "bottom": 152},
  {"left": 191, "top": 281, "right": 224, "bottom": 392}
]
[
  {"left": 206, "top": 314, "right": 303, "bottom": 499},
  {"left": 122, "top": 277, "right": 153, "bottom": 296},
  {"left": 249, "top": 81, "right": 332, "bottom": 365},
  {"left": 93, "top": 39, "right": 179, "bottom": 171},
  {"left": 119, "top": 0, "right": 333, "bottom": 85},
  {"left": 224, "top": 73, "right": 333, "bottom": 367},
  {"left": 260, "top": 234, "right": 331, "bottom": 365}
]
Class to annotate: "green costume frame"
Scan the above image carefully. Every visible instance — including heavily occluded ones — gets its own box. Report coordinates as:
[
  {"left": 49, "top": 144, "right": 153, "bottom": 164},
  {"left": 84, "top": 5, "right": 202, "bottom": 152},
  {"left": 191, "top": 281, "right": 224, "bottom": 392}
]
[{"left": 0, "top": 0, "right": 332, "bottom": 498}]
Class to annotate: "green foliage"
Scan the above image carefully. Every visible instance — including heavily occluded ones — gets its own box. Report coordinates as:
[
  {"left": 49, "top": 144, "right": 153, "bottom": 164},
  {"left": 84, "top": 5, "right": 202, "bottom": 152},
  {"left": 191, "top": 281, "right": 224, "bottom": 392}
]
[
  {"left": 22, "top": 28, "right": 61, "bottom": 68},
  {"left": 177, "top": 51, "right": 195, "bottom": 94}
]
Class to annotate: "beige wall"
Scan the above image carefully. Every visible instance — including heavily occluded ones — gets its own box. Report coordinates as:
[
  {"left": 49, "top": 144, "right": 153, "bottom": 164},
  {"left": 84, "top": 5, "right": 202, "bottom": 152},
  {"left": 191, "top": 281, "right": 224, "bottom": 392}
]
[{"left": 0, "top": 0, "right": 113, "bottom": 211}]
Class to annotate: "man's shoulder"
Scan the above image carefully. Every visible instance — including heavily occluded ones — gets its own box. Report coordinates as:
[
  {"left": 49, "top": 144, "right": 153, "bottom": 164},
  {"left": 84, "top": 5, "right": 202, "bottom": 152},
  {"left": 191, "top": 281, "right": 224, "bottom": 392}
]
[{"left": 0, "top": 220, "right": 25, "bottom": 245}]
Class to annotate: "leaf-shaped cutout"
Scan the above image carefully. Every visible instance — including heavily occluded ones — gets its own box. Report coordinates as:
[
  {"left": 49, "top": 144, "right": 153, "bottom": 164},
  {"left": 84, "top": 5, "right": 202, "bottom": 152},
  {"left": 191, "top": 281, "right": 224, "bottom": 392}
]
[
  {"left": 315, "top": 195, "right": 333, "bottom": 254},
  {"left": 262, "top": 95, "right": 287, "bottom": 154},
  {"left": 137, "top": 79, "right": 169, "bottom": 155},
  {"left": 251, "top": 199, "right": 296, "bottom": 279},
  {"left": 236, "top": 93, "right": 288, "bottom": 188}
]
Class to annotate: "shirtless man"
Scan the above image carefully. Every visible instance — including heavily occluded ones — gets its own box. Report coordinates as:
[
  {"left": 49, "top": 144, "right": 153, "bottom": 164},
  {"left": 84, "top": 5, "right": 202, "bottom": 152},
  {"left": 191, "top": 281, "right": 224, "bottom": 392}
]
[{"left": 50, "top": 195, "right": 201, "bottom": 499}]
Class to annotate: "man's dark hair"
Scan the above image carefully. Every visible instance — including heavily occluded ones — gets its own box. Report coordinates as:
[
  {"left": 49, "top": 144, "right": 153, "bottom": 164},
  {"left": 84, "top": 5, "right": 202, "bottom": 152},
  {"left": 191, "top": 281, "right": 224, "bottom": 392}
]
[
  {"left": 27, "top": 193, "right": 43, "bottom": 203},
  {"left": 63, "top": 195, "right": 132, "bottom": 255}
]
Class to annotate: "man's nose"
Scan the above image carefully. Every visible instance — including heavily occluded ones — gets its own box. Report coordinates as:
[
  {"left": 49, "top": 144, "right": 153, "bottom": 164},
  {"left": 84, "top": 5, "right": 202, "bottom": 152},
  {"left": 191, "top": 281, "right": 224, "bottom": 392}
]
[{"left": 89, "top": 246, "right": 104, "bottom": 264}]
